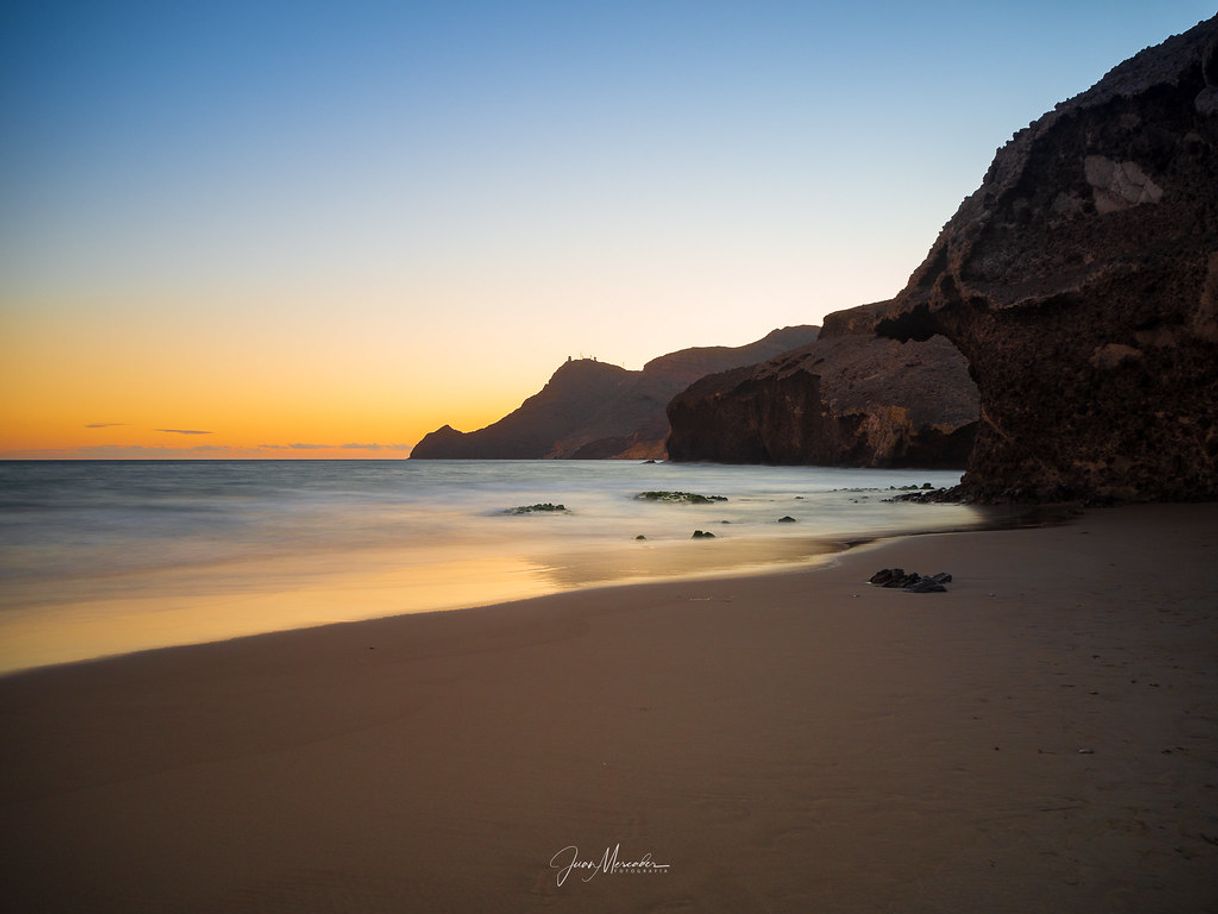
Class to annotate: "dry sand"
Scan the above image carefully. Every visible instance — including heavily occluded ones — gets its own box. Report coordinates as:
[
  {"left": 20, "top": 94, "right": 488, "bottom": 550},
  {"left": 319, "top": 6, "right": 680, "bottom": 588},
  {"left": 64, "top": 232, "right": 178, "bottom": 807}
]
[{"left": 1, "top": 503, "right": 1216, "bottom": 913}]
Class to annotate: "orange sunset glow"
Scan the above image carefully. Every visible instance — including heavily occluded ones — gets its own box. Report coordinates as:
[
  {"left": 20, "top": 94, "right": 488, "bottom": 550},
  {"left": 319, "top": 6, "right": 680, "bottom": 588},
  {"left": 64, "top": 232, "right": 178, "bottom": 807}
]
[{"left": 3, "top": 1, "right": 1108, "bottom": 459}]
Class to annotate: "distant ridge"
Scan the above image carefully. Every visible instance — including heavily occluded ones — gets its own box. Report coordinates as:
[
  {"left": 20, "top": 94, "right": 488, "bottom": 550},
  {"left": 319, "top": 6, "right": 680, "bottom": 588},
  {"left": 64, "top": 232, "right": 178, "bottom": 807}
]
[{"left": 410, "top": 326, "right": 820, "bottom": 459}]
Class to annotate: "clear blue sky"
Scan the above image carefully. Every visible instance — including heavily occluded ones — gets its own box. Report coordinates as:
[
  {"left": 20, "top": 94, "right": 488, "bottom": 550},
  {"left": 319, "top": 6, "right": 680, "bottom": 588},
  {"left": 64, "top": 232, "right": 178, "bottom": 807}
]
[{"left": 1, "top": 1, "right": 1213, "bottom": 455}]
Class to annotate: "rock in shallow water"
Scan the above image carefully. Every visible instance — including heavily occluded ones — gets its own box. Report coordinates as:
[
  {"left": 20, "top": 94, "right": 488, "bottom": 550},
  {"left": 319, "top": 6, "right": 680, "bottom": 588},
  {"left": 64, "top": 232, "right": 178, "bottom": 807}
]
[
  {"left": 504, "top": 503, "right": 568, "bottom": 514},
  {"left": 691, "top": 530, "right": 717, "bottom": 539},
  {"left": 636, "top": 491, "right": 728, "bottom": 504}
]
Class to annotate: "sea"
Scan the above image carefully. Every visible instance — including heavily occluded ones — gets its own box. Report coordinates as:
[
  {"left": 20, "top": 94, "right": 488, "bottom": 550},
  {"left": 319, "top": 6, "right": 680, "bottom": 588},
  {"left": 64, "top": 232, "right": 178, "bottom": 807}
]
[{"left": 0, "top": 460, "right": 993, "bottom": 673}]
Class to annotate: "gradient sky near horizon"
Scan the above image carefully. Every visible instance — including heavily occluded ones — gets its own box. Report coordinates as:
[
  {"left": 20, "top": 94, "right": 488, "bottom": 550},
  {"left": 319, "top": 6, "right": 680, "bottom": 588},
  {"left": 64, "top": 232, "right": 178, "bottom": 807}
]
[{"left": 2, "top": 0, "right": 1213, "bottom": 458}]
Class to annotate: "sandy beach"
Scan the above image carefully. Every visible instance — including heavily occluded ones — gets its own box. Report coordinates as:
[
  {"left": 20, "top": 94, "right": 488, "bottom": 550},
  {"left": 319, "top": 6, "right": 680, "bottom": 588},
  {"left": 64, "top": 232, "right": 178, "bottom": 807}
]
[{"left": 2, "top": 503, "right": 1216, "bottom": 913}]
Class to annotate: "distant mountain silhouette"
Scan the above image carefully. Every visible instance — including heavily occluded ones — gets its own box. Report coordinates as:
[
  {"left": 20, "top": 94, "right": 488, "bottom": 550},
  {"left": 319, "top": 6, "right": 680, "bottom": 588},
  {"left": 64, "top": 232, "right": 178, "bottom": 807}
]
[{"left": 410, "top": 327, "right": 820, "bottom": 459}]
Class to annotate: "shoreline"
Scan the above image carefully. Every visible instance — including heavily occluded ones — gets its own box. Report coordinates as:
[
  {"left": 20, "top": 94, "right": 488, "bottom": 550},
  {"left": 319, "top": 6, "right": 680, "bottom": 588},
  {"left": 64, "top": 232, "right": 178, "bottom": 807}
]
[
  {"left": 0, "top": 497, "right": 1059, "bottom": 679},
  {"left": 0, "top": 461, "right": 982, "bottom": 675},
  {"left": 2, "top": 502, "right": 1215, "bottom": 911}
]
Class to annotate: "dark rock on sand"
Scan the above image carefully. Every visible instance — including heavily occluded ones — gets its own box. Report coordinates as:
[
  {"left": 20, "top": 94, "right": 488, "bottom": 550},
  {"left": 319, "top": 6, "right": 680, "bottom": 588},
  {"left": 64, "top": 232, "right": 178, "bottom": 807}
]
[
  {"left": 869, "top": 568, "right": 916, "bottom": 588},
  {"left": 868, "top": 568, "right": 953, "bottom": 591}
]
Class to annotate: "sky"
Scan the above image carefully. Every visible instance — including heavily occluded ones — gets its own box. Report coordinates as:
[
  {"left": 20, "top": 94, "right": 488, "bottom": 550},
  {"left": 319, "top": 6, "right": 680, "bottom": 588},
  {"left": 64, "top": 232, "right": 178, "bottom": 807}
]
[{"left": 2, "top": 0, "right": 1213, "bottom": 458}]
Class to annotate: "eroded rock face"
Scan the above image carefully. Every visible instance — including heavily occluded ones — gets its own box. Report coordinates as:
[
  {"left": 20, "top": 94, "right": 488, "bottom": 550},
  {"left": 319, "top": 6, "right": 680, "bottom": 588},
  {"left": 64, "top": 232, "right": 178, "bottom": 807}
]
[
  {"left": 871, "top": 16, "right": 1218, "bottom": 501},
  {"left": 1083, "top": 155, "right": 1164, "bottom": 213},
  {"left": 666, "top": 312, "right": 978, "bottom": 468}
]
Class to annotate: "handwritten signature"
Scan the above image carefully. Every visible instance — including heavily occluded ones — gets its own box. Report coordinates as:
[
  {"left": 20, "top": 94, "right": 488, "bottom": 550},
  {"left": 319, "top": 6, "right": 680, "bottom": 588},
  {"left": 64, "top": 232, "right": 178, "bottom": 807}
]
[{"left": 549, "top": 844, "right": 671, "bottom": 887}]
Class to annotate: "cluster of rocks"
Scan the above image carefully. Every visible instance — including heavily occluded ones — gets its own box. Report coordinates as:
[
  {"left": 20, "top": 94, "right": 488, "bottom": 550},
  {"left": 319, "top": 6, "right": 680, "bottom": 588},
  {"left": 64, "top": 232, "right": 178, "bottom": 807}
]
[
  {"left": 504, "top": 503, "right": 568, "bottom": 514},
  {"left": 636, "top": 491, "right": 728, "bottom": 504},
  {"left": 885, "top": 485, "right": 969, "bottom": 504},
  {"left": 868, "top": 568, "right": 953, "bottom": 593}
]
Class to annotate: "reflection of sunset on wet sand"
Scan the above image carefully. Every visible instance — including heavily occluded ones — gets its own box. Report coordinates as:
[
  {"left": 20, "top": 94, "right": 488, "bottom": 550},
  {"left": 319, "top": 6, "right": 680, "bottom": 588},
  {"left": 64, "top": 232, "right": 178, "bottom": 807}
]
[
  {"left": 0, "top": 538, "right": 848, "bottom": 673},
  {"left": 0, "top": 461, "right": 986, "bottom": 672}
]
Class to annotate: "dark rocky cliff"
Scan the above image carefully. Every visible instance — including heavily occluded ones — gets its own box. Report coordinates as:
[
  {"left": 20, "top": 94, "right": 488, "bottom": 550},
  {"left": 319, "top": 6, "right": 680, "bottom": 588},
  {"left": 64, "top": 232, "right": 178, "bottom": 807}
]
[
  {"left": 666, "top": 303, "right": 978, "bottom": 467},
  {"left": 870, "top": 15, "right": 1218, "bottom": 501},
  {"left": 410, "top": 326, "right": 819, "bottom": 459}
]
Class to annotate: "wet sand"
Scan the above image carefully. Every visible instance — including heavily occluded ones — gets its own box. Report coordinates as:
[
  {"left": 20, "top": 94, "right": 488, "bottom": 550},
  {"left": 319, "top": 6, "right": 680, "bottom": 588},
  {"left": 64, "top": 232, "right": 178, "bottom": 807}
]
[{"left": 1, "top": 503, "right": 1215, "bottom": 912}]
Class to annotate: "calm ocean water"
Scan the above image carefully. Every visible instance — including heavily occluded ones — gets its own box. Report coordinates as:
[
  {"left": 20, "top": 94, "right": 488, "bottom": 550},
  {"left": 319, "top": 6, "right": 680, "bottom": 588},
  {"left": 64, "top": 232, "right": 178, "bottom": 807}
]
[{"left": 0, "top": 460, "right": 985, "bottom": 672}]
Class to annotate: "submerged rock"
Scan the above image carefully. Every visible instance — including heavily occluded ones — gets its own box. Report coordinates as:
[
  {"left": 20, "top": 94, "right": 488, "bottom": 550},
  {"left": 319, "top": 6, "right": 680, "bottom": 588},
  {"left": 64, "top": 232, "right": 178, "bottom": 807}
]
[
  {"left": 636, "top": 491, "right": 728, "bottom": 504},
  {"left": 886, "top": 485, "right": 969, "bottom": 504},
  {"left": 504, "top": 503, "right": 568, "bottom": 515}
]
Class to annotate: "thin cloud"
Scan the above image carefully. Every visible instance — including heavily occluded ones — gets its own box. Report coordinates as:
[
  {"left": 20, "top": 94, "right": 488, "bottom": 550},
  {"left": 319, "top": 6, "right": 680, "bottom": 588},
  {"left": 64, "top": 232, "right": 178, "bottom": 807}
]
[
  {"left": 84, "top": 422, "right": 125, "bottom": 429},
  {"left": 2, "top": 441, "right": 411, "bottom": 459},
  {"left": 256, "top": 442, "right": 337, "bottom": 450},
  {"left": 155, "top": 428, "right": 212, "bottom": 435},
  {"left": 0, "top": 444, "right": 264, "bottom": 459},
  {"left": 341, "top": 442, "right": 411, "bottom": 451},
  {"left": 255, "top": 442, "right": 411, "bottom": 452}
]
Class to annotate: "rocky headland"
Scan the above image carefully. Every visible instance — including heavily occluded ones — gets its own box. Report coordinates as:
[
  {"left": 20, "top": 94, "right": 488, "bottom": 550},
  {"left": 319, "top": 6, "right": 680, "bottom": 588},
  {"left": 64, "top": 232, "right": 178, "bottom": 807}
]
[
  {"left": 410, "top": 326, "right": 819, "bottom": 459},
  {"left": 666, "top": 300, "right": 979, "bottom": 468},
  {"left": 868, "top": 16, "right": 1218, "bottom": 501},
  {"left": 669, "top": 15, "right": 1218, "bottom": 500}
]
